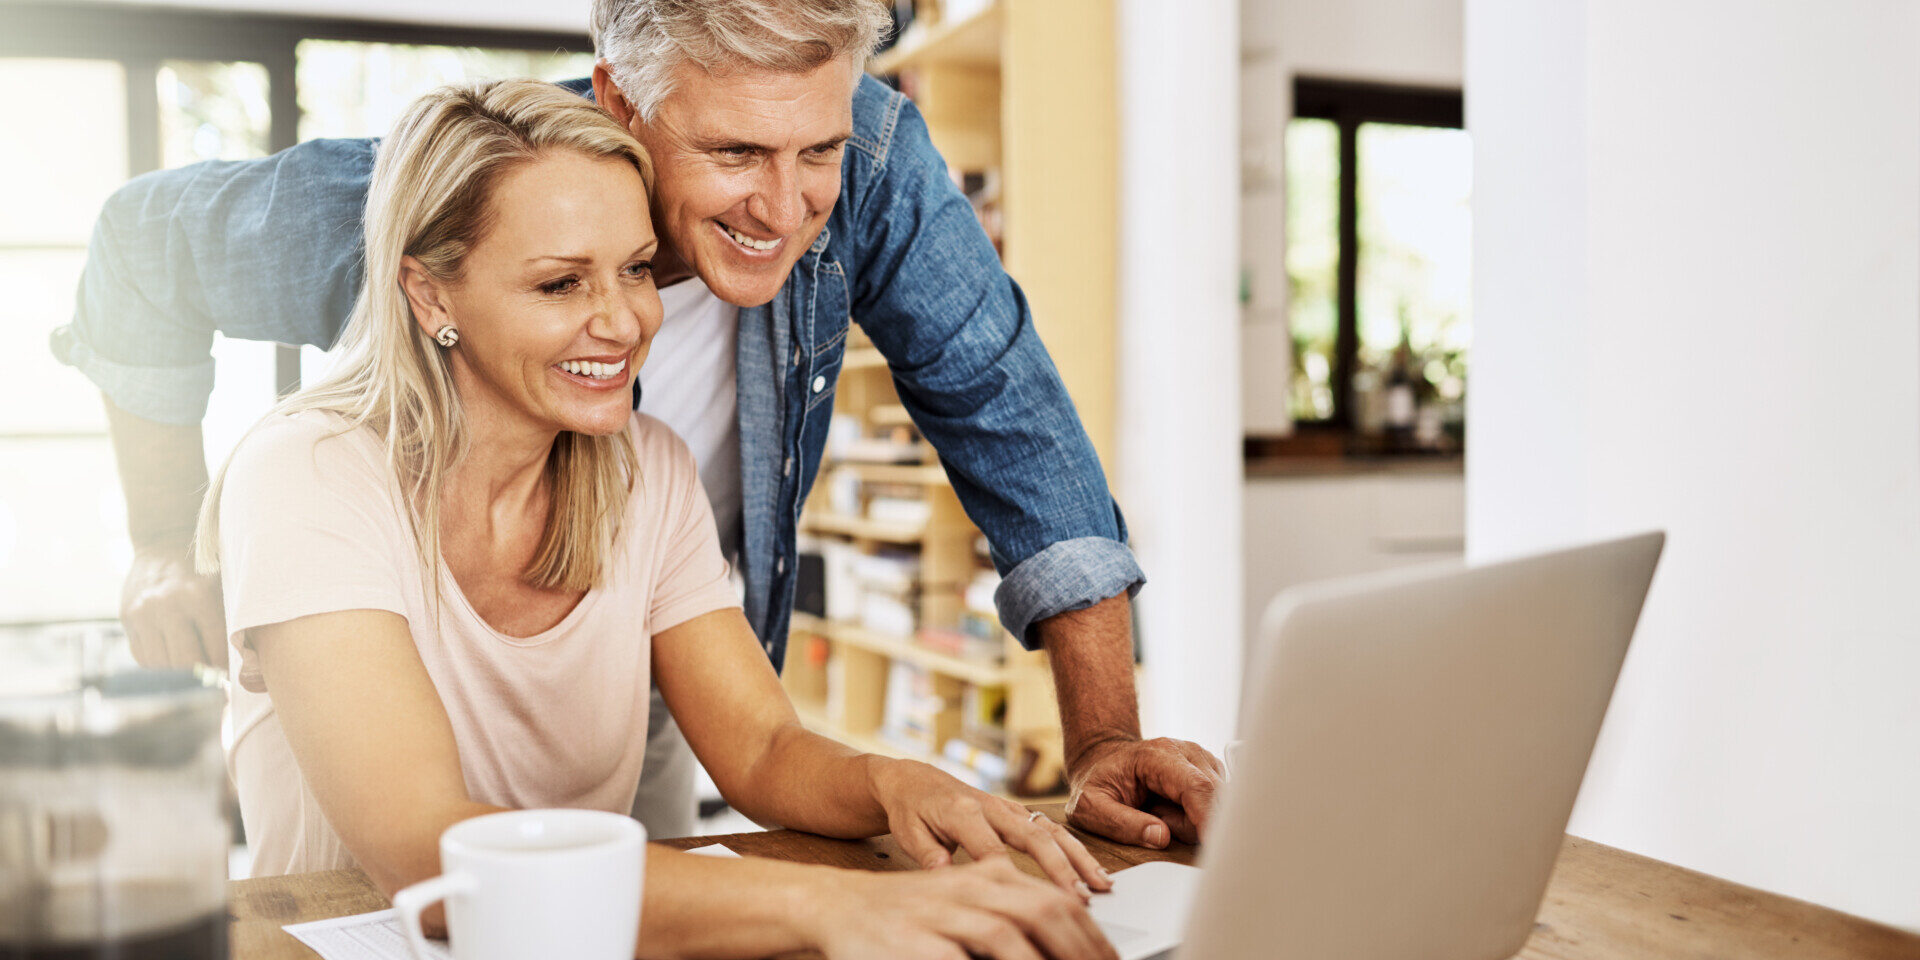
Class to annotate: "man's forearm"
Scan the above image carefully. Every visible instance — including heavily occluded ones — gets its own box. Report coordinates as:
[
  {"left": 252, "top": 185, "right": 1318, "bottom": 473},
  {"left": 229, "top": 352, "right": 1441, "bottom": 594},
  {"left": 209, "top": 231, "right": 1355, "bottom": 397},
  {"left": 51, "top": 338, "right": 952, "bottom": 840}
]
[
  {"left": 103, "top": 393, "right": 210, "bottom": 549},
  {"left": 1034, "top": 592, "right": 1141, "bottom": 769}
]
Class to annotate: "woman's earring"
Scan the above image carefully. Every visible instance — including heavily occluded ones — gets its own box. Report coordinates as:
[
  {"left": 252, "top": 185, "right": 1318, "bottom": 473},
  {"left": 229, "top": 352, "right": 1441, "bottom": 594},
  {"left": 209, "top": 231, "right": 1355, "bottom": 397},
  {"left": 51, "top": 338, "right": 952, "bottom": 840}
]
[{"left": 434, "top": 325, "right": 459, "bottom": 348}]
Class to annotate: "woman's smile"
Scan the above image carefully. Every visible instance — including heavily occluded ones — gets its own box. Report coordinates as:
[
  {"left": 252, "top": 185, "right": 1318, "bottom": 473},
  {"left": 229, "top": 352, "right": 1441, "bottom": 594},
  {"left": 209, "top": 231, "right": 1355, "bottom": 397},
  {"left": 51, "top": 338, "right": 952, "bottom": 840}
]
[{"left": 553, "top": 355, "right": 633, "bottom": 389}]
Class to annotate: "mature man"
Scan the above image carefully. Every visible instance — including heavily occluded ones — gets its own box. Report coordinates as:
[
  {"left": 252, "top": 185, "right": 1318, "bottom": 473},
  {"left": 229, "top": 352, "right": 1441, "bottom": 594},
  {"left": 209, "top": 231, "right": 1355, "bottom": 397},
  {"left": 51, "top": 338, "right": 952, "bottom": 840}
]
[{"left": 53, "top": 0, "right": 1223, "bottom": 850}]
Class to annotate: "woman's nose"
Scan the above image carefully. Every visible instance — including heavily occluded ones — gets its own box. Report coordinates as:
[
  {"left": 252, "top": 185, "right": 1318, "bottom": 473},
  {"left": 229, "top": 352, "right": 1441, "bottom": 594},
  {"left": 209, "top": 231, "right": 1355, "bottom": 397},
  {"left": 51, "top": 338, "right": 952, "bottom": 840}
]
[
  {"left": 592, "top": 285, "right": 662, "bottom": 346},
  {"left": 588, "top": 290, "right": 644, "bottom": 345}
]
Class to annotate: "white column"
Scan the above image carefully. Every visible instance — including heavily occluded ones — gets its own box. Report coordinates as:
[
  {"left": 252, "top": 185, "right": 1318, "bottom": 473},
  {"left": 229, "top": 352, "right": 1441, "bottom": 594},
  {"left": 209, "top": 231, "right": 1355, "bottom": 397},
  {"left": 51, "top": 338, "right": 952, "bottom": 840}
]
[{"left": 1116, "top": 0, "right": 1244, "bottom": 749}]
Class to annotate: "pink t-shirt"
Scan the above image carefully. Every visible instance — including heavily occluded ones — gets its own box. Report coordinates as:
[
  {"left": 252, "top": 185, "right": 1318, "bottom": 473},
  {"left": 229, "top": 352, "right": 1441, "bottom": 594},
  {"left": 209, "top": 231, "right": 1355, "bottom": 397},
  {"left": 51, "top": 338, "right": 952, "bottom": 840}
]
[{"left": 218, "top": 409, "right": 738, "bottom": 877}]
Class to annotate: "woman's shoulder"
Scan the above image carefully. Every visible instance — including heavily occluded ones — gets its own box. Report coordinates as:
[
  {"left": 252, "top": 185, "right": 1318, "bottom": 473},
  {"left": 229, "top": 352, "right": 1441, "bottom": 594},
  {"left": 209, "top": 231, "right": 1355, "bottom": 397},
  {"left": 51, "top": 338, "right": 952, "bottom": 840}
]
[
  {"left": 226, "top": 408, "right": 389, "bottom": 494},
  {"left": 624, "top": 411, "right": 698, "bottom": 472}
]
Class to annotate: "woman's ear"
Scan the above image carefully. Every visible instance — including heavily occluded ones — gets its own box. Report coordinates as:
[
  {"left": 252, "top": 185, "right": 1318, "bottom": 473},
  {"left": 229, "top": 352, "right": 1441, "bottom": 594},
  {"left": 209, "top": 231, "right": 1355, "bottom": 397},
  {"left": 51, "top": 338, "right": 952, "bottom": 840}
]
[
  {"left": 592, "top": 60, "right": 641, "bottom": 133},
  {"left": 399, "top": 256, "right": 452, "bottom": 340}
]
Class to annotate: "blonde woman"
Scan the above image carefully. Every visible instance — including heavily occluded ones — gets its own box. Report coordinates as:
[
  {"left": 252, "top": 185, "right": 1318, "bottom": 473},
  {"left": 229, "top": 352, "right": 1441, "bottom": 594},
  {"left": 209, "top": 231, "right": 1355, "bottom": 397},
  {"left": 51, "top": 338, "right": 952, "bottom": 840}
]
[{"left": 200, "top": 80, "right": 1117, "bottom": 960}]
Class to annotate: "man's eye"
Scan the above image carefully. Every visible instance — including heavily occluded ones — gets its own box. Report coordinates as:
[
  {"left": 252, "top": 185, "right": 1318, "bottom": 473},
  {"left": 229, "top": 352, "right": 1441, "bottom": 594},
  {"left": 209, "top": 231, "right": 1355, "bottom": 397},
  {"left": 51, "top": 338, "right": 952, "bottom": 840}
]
[
  {"left": 807, "top": 144, "right": 842, "bottom": 159},
  {"left": 540, "top": 277, "right": 579, "bottom": 295},
  {"left": 718, "top": 146, "right": 754, "bottom": 159}
]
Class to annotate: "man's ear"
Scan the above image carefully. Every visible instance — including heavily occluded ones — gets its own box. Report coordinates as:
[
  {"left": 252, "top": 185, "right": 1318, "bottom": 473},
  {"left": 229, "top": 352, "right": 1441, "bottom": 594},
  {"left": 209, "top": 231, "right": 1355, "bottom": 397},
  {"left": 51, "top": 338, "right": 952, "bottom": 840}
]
[
  {"left": 398, "top": 256, "right": 452, "bottom": 339},
  {"left": 592, "top": 61, "right": 640, "bottom": 132}
]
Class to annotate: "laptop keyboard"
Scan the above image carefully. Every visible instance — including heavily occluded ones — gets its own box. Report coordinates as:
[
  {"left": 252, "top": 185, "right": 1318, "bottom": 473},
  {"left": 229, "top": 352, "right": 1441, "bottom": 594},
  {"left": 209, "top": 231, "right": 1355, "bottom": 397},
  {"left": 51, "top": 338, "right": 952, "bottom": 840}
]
[{"left": 1098, "top": 920, "right": 1152, "bottom": 950}]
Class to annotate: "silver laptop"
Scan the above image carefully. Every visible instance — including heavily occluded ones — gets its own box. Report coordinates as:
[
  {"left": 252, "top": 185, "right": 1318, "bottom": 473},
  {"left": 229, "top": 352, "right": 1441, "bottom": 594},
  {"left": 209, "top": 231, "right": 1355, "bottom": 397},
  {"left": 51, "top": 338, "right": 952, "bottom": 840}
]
[{"left": 1089, "top": 531, "right": 1664, "bottom": 960}]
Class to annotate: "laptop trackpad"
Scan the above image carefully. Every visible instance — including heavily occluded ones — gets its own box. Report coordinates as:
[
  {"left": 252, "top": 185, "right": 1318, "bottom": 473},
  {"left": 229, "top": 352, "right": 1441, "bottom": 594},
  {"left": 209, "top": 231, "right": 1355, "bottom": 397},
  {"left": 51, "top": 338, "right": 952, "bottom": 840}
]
[{"left": 1089, "top": 861, "right": 1203, "bottom": 960}]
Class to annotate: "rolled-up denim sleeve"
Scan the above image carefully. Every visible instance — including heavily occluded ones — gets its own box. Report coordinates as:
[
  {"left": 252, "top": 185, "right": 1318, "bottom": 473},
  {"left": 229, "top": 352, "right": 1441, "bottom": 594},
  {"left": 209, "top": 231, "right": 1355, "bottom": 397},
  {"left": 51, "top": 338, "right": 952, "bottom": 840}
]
[
  {"left": 50, "top": 138, "right": 375, "bottom": 425},
  {"left": 843, "top": 84, "right": 1145, "bottom": 647},
  {"left": 993, "top": 537, "right": 1146, "bottom": 648}
]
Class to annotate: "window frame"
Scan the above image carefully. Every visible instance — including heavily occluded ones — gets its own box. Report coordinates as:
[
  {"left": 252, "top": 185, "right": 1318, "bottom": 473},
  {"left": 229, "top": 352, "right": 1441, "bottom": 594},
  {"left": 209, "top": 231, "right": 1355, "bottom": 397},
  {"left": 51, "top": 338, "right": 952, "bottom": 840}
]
[
  {"left": 0, "top": 2, "right": 593, "bottom": 395},
  {"left": 1256, "top": 76, "right": 1464, "bottom": 459}
]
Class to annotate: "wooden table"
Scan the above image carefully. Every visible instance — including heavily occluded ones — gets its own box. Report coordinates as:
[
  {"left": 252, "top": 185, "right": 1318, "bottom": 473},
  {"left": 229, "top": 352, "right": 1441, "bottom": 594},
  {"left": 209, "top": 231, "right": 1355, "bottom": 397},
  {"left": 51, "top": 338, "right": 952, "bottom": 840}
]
[{"left": 229, "top": 804, "right": 1920, "bottom": 959}]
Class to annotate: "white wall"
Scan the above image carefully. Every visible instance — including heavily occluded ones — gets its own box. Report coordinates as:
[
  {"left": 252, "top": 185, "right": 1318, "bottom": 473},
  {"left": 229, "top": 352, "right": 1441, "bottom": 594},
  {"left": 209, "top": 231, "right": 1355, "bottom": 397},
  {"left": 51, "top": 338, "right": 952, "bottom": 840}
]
[
  {"left": 1242, "top": 471, "right": 1464, "bottom": 667},
  {"left": 1240, "top": 0, "right": 1465, "bottom": 433},
  {"left": 1469, "top": 0, "right": 1920, "bottom": 929},
  {"left": 1118, "top": 0, "right": 1243, "bottom": 751}
]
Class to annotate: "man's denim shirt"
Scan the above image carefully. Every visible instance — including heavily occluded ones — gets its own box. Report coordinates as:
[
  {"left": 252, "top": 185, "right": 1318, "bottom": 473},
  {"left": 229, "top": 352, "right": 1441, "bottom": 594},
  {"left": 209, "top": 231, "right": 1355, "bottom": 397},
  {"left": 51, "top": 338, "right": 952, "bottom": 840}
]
[{"left": 52, "top": 75, "right": 1143, "bottom": 667}]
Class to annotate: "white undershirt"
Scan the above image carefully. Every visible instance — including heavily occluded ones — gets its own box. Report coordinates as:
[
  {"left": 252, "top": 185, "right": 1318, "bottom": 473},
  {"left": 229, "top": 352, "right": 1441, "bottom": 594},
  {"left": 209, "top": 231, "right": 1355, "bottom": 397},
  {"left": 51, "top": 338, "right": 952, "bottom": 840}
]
[{"left": 639, "top": 278, "right": 742, "bottom": 562}]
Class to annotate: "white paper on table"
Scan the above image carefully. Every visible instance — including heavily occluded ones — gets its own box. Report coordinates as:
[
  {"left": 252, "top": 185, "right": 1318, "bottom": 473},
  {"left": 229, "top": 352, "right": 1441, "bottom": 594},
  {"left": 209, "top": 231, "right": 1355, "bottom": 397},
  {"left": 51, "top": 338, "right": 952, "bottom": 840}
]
[
  {"left": 282, "top": 849, "right": 736, "bottom": 959},
  {"left": 284, "top": 909, "right": 449, "bottom": 960}
]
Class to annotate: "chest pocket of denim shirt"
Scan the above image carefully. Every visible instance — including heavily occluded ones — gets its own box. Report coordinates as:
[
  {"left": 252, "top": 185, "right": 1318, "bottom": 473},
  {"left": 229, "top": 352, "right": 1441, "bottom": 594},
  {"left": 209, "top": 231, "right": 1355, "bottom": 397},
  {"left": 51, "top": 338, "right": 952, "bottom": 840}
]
[{"left": 805, "top": 260, "right": 851, "bottom": 415}]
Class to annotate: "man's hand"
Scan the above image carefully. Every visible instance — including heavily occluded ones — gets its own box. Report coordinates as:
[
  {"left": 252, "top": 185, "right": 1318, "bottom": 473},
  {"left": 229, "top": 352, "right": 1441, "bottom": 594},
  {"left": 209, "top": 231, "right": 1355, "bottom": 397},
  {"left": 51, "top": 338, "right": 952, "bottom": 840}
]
[
  {"left": 121, "top": 545, "right": 228, "bottom": 670},
  {"left": 1034, "top": 593, "right": 1228, "bottom": 849},
  {"left": 101, "top": 395, "right": 225, "bottom": 669},
  {"left": 1064, "top": 736, "right": 1225, "bottom": 848}
]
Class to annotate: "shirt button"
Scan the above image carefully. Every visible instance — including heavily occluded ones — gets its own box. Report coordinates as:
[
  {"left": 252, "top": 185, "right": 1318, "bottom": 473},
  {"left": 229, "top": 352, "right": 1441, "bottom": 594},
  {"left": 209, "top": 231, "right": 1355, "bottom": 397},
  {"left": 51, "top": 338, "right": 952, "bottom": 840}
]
[
  {"left": 811, "top": 375, "right": 826, "bottom": 394},
  {"left": 783, "top": 456, "right": 793, "bottom": 477},
  {"left": 776, "top": 556, "right": 787, "bottom": 575}
]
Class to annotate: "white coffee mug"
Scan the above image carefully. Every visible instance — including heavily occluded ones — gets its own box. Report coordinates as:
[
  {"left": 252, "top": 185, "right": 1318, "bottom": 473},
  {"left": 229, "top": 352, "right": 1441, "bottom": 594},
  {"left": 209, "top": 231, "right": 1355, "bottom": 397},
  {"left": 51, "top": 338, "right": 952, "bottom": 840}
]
[{"left": 393, "top": 809, "right": 645, "bottom": 960}]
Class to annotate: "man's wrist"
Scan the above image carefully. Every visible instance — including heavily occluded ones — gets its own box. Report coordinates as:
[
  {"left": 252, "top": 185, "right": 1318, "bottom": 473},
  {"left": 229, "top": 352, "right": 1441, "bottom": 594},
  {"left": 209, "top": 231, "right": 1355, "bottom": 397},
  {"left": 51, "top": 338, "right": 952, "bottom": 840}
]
[
  {"left": 1036, "top": 592, "right": 1143, "bottom": 773},
  {"left": 130, "top": 529, "right": 199, "bottom": 556},
  {"left": 1064, "top": 730, "right": 1140, "bottom": 775}
]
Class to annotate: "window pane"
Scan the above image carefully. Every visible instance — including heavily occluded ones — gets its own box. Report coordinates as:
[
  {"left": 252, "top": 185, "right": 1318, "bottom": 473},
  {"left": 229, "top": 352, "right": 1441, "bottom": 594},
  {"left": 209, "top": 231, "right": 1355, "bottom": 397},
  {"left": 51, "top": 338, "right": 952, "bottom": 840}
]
[
  {"left": 1284, "top": 117, "right": 1339, "bottom": 422},
  {"left": 1355, "top": 123, "right": 1472, "bottom": 441},
  {"left": 0, "top": 250, "right": 105, "bottom": 435},
  {"left": 296, "top": 40, "right": 596, "bottom": 141},
  {"left": 0, "top": 437, "right": 125, "bottom": 624},
  {"left": 0, "top": 59, "right": 126, "bottom": 246},
  {"left": 158, "top": 60, "right": 272, "bottom": 167}
]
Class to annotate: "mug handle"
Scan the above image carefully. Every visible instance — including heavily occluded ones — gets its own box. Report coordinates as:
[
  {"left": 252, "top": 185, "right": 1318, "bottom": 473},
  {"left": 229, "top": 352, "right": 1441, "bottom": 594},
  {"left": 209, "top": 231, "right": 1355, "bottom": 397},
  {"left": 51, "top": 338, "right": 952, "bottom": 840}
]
[{"left": 393, "top": 871, "right": 478, "bottom": 960}]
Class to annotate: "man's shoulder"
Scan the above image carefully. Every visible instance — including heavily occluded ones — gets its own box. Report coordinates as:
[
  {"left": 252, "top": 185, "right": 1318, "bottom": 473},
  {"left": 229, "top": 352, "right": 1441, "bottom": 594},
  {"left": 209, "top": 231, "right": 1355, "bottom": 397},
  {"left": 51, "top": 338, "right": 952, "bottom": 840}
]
[{"left": 846, "top": 74, "right": 909, "bottom": 166}]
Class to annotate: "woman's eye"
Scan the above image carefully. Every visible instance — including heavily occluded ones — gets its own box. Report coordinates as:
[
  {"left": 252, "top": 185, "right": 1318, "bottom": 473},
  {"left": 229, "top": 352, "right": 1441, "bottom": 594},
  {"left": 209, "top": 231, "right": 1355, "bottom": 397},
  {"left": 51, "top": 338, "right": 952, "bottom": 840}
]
[
  {"left": 540, "top": 277, "right": 579, "bottom": 296},
  {"left": 623, "top": 261, "right": 653, "bottom": 280}
]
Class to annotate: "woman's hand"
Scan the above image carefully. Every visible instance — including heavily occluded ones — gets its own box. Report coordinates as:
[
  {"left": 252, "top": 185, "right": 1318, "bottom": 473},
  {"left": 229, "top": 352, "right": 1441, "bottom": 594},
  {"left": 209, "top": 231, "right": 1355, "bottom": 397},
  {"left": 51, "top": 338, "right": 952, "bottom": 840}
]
[
  {"left": 805, "top": 857, "right": 1121, "bottom": 960},
  {"left": 869, "top": 759, "right": 1112, "bottom": 895}
]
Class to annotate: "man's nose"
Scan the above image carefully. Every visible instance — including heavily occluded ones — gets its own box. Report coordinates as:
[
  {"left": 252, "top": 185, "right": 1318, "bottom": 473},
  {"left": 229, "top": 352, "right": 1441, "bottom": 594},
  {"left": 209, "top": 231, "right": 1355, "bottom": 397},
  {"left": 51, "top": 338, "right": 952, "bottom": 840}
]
[{"left": 749, "top": 158, "right": 806, "bottom": 236}]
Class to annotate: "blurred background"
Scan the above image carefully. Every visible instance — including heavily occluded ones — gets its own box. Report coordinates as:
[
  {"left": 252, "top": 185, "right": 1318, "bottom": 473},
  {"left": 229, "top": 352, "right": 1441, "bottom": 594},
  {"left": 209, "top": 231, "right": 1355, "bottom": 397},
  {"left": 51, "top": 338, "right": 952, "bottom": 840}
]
[{"left": 1, "top": 0, "right": 1916, "bottom": 934}]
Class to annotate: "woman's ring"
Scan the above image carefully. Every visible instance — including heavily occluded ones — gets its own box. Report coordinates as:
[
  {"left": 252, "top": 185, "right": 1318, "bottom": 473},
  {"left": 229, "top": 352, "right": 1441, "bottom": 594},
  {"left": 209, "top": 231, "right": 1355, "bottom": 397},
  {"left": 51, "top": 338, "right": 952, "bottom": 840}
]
[{"left": 1027, "top": 810, "right": 1046, "bottom": 823}]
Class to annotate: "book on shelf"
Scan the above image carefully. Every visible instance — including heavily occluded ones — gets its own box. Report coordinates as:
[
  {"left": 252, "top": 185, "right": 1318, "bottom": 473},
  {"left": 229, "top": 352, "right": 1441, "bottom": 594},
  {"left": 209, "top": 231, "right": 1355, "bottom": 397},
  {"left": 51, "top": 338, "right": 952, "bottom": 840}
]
[
  {"left": 860, "top": 591, "right": 917, "bottom": 639},
  {"left": 917, "top": 626, "right": 1003, "bottom": 664},
  {"left": 866, "top": 493, "right": 932, "bottom": 527}
]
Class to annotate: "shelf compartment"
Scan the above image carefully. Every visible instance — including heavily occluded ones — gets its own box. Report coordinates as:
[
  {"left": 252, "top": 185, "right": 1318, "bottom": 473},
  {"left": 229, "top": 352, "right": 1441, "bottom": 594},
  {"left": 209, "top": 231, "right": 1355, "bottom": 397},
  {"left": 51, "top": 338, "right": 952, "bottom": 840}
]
[
  {"left": 842, "top": 347, "right": 889, "bottom": 372},
  {"left": 802, "top": 511, "right": 927, "bottom": 543},
  {"left": 871, "top": 3, "right": 1003, "bottom": 75},
  {"left": 828, "top": 461, "right": 950, "bottom": 486},
  {"left": 793, "top": 613, "right": 1007, "bottom": 686}
]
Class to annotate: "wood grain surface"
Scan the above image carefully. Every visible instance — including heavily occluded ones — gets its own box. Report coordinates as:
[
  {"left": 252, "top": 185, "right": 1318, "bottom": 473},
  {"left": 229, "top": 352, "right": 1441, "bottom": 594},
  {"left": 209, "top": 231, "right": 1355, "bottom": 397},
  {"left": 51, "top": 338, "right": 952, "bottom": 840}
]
[{"left": 227, "top": 804, "right": 1918, "bottom": 959}]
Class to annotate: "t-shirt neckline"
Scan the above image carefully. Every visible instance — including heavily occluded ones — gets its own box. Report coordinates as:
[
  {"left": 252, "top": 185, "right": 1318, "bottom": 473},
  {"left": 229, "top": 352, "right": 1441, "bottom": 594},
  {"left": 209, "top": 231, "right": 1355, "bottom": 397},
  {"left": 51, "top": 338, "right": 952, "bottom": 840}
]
[{"left": 435, "top": 559, "right": 600, "bottom": 647}]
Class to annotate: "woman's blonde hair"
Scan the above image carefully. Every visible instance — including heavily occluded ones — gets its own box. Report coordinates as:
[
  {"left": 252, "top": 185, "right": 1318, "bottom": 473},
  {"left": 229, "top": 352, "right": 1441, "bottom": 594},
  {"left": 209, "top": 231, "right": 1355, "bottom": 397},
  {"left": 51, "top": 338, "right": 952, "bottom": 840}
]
[{"left": 197, "top": 79, "right": 655, "bottom": 593}]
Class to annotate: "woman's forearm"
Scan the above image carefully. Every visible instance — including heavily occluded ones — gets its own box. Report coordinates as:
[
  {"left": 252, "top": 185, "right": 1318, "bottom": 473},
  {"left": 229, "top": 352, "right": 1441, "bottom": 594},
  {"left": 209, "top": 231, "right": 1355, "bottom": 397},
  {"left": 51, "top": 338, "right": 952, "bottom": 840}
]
[
  {"left": 726, "top": 720, "right": 895, "bottom": 838},
  {"left": 636, "top": 846, "right": 832, "bottom": 959}
]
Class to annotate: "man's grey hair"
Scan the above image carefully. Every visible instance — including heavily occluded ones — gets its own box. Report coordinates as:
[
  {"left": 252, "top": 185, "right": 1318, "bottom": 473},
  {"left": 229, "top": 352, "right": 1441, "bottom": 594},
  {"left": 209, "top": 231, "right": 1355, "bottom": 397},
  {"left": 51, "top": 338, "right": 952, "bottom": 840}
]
[{"left": 591, "top": 0, "right": 893, "bottom": 120}]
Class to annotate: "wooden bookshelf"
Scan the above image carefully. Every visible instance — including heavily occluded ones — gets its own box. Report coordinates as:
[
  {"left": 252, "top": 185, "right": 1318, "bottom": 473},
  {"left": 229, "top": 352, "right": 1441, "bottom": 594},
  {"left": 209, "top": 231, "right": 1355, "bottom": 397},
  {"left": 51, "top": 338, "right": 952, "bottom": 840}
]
[
  {"left": 841, "top": 346, "right": 888, "bottom": 372},
  {"left": 800, "top": 511, "right": 927, "bottom": 544},
  {"left": 779, "top": 0, "right": 1115, "bottom": 800},
  {"left": 793, "top": 613, "right": 1007, "bottom": 686},
  {"left": 830, "top": 462, "right": 951, "bottom": 486},
  {"left": 870, "top": 2, "right": 1002, "bottom": 75}
]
